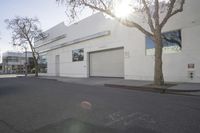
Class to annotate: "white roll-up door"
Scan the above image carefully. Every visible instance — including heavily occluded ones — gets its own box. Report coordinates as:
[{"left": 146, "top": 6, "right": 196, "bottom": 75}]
[{"left": 89, "top": 48, "right": 124, "bottom": 77}]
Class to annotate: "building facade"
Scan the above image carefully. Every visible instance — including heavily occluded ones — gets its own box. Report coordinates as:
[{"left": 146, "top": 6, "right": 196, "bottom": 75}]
[
  {"left": 35, "top": 1, "right": 200, "bottom": 83},
  {"left": 1, "top": 51, "right": 34, "bottom": 74}
]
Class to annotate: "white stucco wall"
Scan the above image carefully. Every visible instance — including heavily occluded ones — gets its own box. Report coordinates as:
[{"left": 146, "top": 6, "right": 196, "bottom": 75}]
[{"left": 35, "top": 0, "right": 200, "bottom": 83}]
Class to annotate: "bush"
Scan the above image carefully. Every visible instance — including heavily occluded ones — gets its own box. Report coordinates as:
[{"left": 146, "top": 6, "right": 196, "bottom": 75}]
[{"left": 31, "top": 68, "right": 35, "bottom": 73}]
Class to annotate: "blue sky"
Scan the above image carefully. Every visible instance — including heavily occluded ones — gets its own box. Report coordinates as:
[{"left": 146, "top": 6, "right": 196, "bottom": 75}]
[{"left": 0, "top": 0, "right": 71, "bottom": 53}]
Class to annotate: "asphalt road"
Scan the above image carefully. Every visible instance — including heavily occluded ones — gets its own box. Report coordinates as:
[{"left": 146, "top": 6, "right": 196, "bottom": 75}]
[{"left": 0, "top": 77, "right": 200, "bottom": 133}]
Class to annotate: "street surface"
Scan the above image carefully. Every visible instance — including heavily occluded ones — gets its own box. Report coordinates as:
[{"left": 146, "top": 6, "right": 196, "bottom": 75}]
[{"left": 0, "top": 77, "right": 200, "bottom": 133}]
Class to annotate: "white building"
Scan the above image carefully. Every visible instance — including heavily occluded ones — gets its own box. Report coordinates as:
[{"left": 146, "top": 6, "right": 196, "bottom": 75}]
[
  {"left": 0, "top": 50, "right": 2, "bottom": 63},
  {"left": 35, "top": 1, "right": 200, "bottom": 83}
]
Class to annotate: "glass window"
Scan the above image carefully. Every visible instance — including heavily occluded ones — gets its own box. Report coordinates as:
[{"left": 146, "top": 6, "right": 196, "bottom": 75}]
[
  {"left": 38, "top": 54, "right": 47, "bottom": 73},
  {"left": 146, "top": 30, "right": 182, "bottom": 55}
]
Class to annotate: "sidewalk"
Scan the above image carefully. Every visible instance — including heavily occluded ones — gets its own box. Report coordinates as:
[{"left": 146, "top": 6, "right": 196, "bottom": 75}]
[
  {"left": 38, "top": 76, "right": 200, "bottom": 96},
  {"left": 38, "top": 76, "right": 152, "bottom": 86},
  {"left": 0, "top": 74, "right": 25, "bottom": 78}
]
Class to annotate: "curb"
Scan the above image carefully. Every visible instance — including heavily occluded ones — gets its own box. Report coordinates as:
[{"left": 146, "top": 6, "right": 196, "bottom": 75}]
[
  {"left": 104, "top": 84, "right": 200, "bottom": 96},
  {"left": 165, "top": 92, "right": 200, "bottom": 97},
  {"left": 17, "top": 76, "right": 59, "bottom": 82},
  {"left": 104, "top": 84, "right": 166, "bottom": 93}
]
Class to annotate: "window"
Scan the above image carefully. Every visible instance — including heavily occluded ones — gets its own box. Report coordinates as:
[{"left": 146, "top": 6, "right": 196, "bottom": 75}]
[
  {"left": 146, "top": 30, "right": 182, "bottom": 55},
  {"left": 38, "top": 54, "right": 47, "bottom": 73},
  {"left": 72, "top": 49, "right": 84, "bottom": 62}
]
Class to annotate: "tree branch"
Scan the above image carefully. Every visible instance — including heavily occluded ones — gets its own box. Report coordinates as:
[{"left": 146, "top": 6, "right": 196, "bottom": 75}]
[
  {"left": 160, "top": 0, "right": 176, "bottom": 28},
  {"left": 154, "top": 0, "right": 160, "bottom": 29},
  {"left": 170, "top": 0, "right": 185, "bottom": 16},
  {"left": 99, "top": 0, "right": 107, "bottom": 10},
  {"left": 117, "top": 18, "right": 153, "bottom": 37},
  {"left": 82, "top": 1, "right": 153, "bottom": 37},
  {"left": 142, "top": 0, "right": 155, "bottom": 32},
  {"left": 160, "top": 0, "right": 185, "bottom": 28}
]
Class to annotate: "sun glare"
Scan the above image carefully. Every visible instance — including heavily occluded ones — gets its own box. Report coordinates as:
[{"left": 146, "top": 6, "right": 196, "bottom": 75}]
[{"left": 114, "top": 0, "right": 132, "bottom": 19}]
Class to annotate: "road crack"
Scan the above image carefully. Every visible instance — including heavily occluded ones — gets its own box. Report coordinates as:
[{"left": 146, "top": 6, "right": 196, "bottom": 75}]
[{"left": 0, "top": 119, "right": 23, "bottom": 133}]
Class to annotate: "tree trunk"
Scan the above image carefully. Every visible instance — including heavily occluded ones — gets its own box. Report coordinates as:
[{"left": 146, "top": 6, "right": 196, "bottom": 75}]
[
  {"left": 28, "top": 41, "right": 39, "bottom": 77},
  {"left": 153, "top": 30, "right": 164, "bottom": 86},
  {"left": 35, "top": 62, "right": 39, "bottom": 77},
  {"left": 32, "top": 55, "right": 39, "bottom": 77}
]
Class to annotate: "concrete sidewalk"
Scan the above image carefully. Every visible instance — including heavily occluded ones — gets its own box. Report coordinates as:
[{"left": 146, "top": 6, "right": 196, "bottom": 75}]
[
  {"left": 38, "top": 76, "right": 152, "bottom": 86},
  {"left": 0, "top": 74, "right": 24, "bottom": 78},
  {"left": 38, "top": 76, "right": 200, "bottom": 96}
]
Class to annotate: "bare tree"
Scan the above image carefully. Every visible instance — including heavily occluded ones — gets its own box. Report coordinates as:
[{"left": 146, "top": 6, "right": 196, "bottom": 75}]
[
  {"left": 57, "top": 0, "right": 185, "bottom": 86},
  {"left": 5, "top": 17, "right": 44, "bottom": 77}
]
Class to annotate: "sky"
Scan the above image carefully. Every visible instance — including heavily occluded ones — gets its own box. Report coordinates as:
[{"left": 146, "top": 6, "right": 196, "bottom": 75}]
[{"left": 0, "top": 0, "right": 77, "bottom": 53}]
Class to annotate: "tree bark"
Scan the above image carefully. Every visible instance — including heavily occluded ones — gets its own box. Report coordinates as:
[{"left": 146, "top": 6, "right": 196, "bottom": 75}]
[
  {"left": 31, "top": 55, "right": 39, "bottom": 77},
  {"left": 153, "top": 30, "right": 164, "bottom": 86},
  {"left": 27, "top": 39, "right": 39, "bottom": 77},
  {"left": 35, "top": 61, "right": 39, "bottom": 77}
]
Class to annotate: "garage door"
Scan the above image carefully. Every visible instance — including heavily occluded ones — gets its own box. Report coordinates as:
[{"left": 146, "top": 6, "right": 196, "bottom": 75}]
[{"left": 89, "top": 48, "right": 124, "bottom": 77}]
